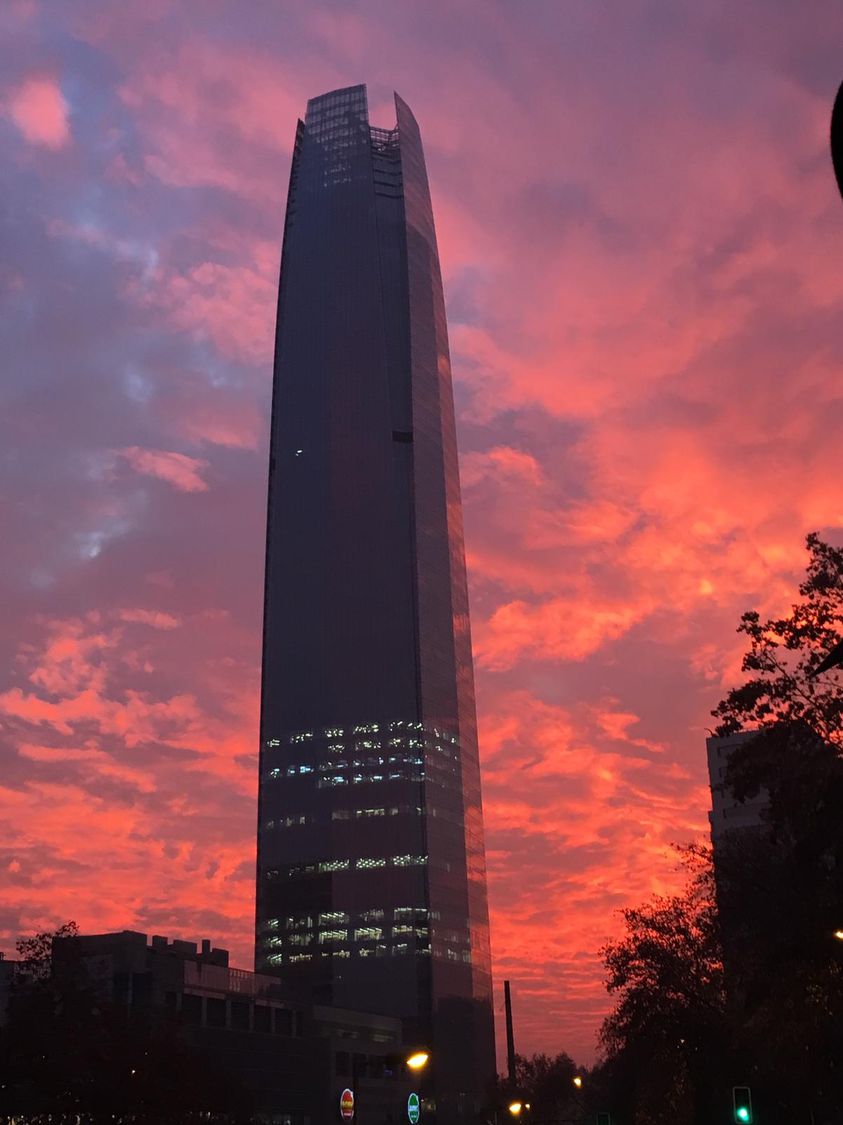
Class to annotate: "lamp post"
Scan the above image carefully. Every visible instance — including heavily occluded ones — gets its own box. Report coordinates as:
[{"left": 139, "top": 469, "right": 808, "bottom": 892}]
[{"left": 406, "top": 1049, "right": 431, "bottom": 1122}]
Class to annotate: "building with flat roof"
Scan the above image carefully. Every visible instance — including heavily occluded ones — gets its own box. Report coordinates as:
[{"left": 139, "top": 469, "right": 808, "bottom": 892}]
[{"left": 44, "top": 929, "right": 415, "bottom": 1124}]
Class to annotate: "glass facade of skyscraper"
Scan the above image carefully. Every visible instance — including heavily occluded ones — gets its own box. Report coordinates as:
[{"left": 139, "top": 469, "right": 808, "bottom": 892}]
[{"left": 256, "top": 85, "right": 495, "bottom": 1117}]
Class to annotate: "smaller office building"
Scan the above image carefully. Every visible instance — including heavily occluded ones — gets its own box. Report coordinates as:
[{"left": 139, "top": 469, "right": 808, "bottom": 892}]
[{"left": 50, "top": 929, "right": 418, "bottom": 1124}]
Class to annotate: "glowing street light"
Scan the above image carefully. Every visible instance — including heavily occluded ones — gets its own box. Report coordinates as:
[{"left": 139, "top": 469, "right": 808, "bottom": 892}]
[
  {"left": 406, "top": 1051, "right": 430, "bottom": 1071},
  {"left": 508, "top": 1102, "right": 523, "bottom": 1117},
  {"left": 834, "top": 930, "right": 843, "bottom": 941},
  {"left": 573, "top": 1076, "right": 584, "bottom": 1089}
]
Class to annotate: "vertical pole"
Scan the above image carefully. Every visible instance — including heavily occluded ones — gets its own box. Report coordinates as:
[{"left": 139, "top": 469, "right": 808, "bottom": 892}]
[{"left": 504, "top": 980, "right": 516, "bottom": 1084}]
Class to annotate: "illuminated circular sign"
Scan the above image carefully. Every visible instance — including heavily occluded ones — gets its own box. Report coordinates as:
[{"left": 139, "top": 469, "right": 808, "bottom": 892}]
[
  {"left": 407, "top": 1092, "right": 420, "bottom": 1123},
  {"left": 340, "top": 1088, "right": 355, "bottom": 1120}
]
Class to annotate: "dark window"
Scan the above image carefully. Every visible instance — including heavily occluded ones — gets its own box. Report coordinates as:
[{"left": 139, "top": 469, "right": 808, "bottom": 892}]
[
  {"left": 254, "top": 1004, "right": 272, "bottom": 1033},
  {"left": 206, "top": 997, "right": 226, "bottom": 1028},
  {"left": 231, "top": 1000, "right": 250, "bottom": 1031},
  {"left": 274, "top": 1007, "right": 293, "bottom": 1035},
  {"left": 181, "top": 993, "right": 202, "bottom": 1025},
  {"left": 132, "top": 972, "right": 152, "bottom": 1007},
  {"left": 113, "top": 971, "right": 130, "bottom": 1005},
  {"left": 336, "top": 1050, "right": 350, "bottom": 1076}
]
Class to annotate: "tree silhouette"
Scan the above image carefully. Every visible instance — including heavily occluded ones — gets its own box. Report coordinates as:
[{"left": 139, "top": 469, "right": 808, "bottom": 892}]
[{"left": 596, "top": 535, "right": 843, "bottom": 1122}]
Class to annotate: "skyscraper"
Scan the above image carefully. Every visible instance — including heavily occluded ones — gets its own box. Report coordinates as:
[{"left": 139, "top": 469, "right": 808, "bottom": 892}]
[{"left": 256, "top": 85, "right": 495, "bottom": 1116}]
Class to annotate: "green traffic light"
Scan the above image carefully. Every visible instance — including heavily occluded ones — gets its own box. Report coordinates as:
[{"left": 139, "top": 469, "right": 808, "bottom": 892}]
[{"left": 733, "top": 1085, "right": 752, "bottom": 1124}]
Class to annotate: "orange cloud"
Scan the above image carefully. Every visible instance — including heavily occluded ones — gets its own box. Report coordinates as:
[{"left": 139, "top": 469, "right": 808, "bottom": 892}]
[
  {"left": 476, "top": 596, "right": 649, "bottom": 671},
  {"left": 479, "top": 690, "right": 709, "bottom": 1061}
]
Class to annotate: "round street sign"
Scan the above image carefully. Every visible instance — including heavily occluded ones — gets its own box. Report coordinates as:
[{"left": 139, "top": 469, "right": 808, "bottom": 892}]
[
  {"left": 340, "top": 1088, "right": 355, "bottom": 1120},
  {"left": 407, "top": 1092, "right": 420, "bottom": 1124}
]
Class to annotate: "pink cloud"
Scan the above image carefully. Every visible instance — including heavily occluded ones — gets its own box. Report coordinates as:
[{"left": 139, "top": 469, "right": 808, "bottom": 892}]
[
  {"left": 142, "top": 261, "right": 276, "bottom": 366},
  {"left": 119, "top": 447, "right": 210, "bottom": 492},
  {"left": 6, "top": 75, "right": 69, "bottom": 148},
  {"left": 461, "top": 446, "right": 544, "bottom": 488},
  {"left": 118, "top": 609, "right": 181, "bottom": 630}
]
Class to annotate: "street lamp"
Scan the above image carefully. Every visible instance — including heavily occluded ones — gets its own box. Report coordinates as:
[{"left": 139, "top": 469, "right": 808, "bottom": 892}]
[
  {"left": 573, "top": 1076, "right": 584, "bottom": 1089},
  {"left": 833, "top": 930, "right": 843, "bottom": 941},
  {"left": 406, "top": 1050, "right": 430, "bottom": 1071},
  {"left": 508, "top": 1102, "right": 523, "bottom": 1117}
]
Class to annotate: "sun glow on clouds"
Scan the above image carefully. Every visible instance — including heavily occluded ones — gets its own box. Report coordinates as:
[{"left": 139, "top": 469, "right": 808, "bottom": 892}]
[{"left": 2, "top": 0, "right": 842, "bottom": 1067}]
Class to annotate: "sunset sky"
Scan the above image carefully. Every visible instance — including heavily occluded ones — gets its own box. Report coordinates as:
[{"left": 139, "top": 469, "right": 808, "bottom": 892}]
[{"left": 2, "top": 0, "right": 843, "bottom": 1065}]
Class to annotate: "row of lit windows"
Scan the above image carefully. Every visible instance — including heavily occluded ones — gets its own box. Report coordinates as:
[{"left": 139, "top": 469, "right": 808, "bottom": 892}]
[
  {"left": 267, "top": 767, "right": 424, "bottom": 788},
  {"left": 260, "top": 906, "right": 433, "bottom": 933},
  {"left": 266, "top": 924, "right": 429, "bottom": 947},
  {"left": 262, "top": 805, "right": 424, "bottom": 831},
  {"left": 321, "top": 772, "right": 421, "bottom": 788},
  {"left": 265, "top": 855, "right": 428, "bottom": 880},
  {"left": 331, "top": 805, "right": 422, "bottom": 820},
  {"left": 264, "top": 740, "right": 457, "bottom": 770},
  {"left": 268, "top": 753, "right": 424, "bottom": 776},
  {"left": 265, "top": 944, "right": 472, "bottom": 965},
  {"left": 265, "top": 721, "right": 456, "bottom": 746}
]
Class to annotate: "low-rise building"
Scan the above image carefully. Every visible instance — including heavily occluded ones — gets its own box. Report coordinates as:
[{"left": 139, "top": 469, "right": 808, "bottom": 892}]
[{"left": 49, "top": 929, "right": 418, "bottom": 1124}]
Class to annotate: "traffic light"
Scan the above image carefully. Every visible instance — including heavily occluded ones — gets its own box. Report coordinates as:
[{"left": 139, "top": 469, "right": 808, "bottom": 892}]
[{"left": 732, "top": 1086, "right": 752, "bottom": 1123}]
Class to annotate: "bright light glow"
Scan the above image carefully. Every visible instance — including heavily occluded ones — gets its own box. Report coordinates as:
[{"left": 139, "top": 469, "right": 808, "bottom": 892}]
[
  {"left": 508, "top": 1103, "right": 522, "bottom": 1117},
  {"left": 736, "top": 1109, "right": 750, "bottom": 1123},
  {"left": 834, "top": 929, "right": 843, "bottom": 940},
  {"left": 573, "top": 1075, "right": 583, "bottom": 1088},
  {"left": 406, "top": 1051, "right": 429, "bottom": 1070}
]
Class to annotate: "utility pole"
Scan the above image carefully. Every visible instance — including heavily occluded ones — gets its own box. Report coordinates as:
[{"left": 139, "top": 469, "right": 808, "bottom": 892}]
[{"left": 504, "top": 980, "right": 517, "bottom": 1084}]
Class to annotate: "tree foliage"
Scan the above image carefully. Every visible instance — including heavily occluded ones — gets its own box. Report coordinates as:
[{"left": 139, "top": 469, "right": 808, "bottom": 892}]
[
  {"left": 597, "top": 535, "right": 843, "bottom": 1123},
  {"left": 712, "top": 532, "right": 843, "bottom": 750},
  {"left": 598, "top": 847, "right": 729, "bottom": 1124},
  {"left": 15, "top": 918, "right": 79, "bottom": 973}
]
